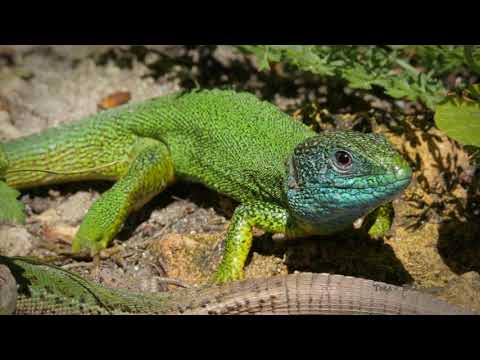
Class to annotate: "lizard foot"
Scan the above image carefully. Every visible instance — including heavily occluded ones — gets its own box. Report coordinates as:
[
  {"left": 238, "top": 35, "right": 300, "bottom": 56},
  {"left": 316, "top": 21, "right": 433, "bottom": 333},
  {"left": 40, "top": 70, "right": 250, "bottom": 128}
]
[{"left": 209, "top": 266, "right": 245, "bottom": 284}]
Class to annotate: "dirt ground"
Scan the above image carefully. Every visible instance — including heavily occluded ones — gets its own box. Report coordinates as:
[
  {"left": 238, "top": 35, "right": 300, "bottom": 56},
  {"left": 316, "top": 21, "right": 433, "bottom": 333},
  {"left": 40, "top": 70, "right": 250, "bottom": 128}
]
[{"left": 1, "top": 45, "right": 479, "bottom": 312}]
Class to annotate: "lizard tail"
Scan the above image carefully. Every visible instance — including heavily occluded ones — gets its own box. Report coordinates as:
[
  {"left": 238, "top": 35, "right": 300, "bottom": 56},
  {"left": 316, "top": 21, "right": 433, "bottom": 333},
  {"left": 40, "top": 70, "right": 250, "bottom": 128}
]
[{"left": 2, "top": 118, "right": 133, "bottom": 189}]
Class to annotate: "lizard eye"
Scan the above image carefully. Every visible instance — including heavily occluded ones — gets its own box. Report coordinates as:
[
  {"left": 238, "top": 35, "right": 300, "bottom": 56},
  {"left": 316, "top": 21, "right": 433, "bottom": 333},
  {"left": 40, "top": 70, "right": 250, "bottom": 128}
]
[{"left": 333, "top": 150, "right": 352, "bottom": 170}]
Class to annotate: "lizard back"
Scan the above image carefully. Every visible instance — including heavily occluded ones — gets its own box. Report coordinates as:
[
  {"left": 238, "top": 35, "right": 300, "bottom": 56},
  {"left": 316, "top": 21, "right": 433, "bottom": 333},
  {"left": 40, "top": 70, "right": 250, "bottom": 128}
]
[
  {"left": 4, "top": 90, "right": 316, "bottom": 206},
  {"left": 126, "top": 90, "right": 317, "bottom": 204}
]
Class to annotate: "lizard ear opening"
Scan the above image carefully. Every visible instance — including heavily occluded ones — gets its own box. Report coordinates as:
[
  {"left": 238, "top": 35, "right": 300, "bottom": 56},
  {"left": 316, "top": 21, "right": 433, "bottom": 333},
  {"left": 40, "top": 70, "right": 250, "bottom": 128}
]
[{"left": 286, "top": 155, "right": 301, "bottom": 191}]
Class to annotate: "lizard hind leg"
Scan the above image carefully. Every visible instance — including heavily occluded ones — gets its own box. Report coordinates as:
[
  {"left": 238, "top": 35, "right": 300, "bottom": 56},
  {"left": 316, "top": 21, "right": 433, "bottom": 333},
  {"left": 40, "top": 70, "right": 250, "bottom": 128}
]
[{"left": 72, "top": 138, "right": 175, "bottom": 254}]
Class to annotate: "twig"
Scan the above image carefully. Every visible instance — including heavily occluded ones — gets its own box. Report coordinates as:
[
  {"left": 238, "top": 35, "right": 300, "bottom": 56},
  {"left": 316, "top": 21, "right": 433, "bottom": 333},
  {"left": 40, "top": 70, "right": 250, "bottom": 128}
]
[
  {"left": 155, "top": 276, "right": 191, "bottom": 289},
  {"left": 61, "top": 262, "right": 94, "bottom": 270}
]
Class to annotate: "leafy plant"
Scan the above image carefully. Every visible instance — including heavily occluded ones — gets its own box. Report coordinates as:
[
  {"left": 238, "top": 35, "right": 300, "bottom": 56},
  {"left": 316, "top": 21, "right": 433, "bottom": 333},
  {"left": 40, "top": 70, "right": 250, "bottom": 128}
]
[
  {"left": 237, "top": 45, "right": 480, "bottom": 110},
  {"left": 0, "top": 181, "right": 25, "bottom": 225}
]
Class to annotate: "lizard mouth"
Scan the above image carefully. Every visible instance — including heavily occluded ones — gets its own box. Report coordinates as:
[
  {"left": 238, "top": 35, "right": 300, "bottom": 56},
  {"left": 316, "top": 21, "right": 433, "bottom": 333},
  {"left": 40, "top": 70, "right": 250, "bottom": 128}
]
[
  {"left": 329, "top": 179, "right": 410, "bottom": 191},
  {"left": 286, "top": 151, "right": 412, "bottom": 193},
  {"left": 323, "top": 172, "right": 412, "bottom": 191}
]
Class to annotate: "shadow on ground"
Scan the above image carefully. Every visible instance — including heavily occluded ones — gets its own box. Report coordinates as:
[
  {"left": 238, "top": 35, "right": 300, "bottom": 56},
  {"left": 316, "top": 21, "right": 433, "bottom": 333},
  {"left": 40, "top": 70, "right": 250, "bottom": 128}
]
[
  {"left": 437, "top": 176, "right": 480, "bottom": 275},
  {"left": 252, "top": 230, "right": 414, "bottom": 286}
]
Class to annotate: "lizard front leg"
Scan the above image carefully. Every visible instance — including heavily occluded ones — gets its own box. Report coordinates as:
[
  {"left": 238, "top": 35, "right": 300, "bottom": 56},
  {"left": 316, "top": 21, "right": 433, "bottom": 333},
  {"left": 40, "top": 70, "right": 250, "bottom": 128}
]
[
  {"left": 72, "top": 138, "right": 175, "bottom": 254},
  {"left": 363, "top": 202, "right": 395, "bottom": 239},
  {"left": 211, "top": 202, "right": 291, "bottom": 283}
]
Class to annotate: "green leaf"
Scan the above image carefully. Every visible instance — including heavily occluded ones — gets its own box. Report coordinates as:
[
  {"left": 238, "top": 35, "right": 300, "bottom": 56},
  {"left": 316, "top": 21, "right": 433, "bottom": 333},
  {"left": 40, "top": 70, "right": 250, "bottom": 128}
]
[
  {"left": 435, "top": 98, "right": 480, "bottom": 147},
  {"left": 342, "top": 65, "right": 374, "bottom": 89},
  {"left": 0, "top": 181, "right": 26, "bottom": 225}
]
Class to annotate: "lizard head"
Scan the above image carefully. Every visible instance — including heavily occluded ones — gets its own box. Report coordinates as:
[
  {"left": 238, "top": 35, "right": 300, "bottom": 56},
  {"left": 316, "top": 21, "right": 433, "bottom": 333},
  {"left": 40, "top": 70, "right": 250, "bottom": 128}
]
[{"left": 284, "top": 130, "right": 412, "bottom": 234}]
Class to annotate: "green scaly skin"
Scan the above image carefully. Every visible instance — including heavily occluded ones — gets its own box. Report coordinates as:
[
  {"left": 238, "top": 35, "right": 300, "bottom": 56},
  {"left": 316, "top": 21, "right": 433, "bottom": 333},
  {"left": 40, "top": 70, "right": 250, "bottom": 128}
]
[
  {"left": 0, "top": 90, "right": 412, "bottom": 283},
  {"left": 365, "top": 203, "right": 395, "bottom": 239}
]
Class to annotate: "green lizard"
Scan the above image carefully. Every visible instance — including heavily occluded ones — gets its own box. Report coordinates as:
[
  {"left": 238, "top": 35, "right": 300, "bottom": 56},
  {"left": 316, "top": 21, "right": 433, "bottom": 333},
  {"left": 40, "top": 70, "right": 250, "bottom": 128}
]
[{"left": 0, "top": 89, "right": 412, "bottom": 283}]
